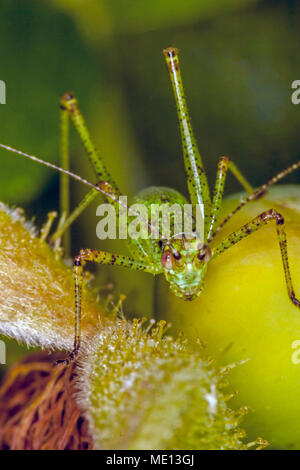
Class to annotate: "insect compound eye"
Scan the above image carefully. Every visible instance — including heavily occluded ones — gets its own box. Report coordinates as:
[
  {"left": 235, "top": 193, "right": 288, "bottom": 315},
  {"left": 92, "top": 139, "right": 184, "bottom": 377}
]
[
  {"left": 197, "top": 245, "right": 212, "bottom": 263},
  {"left": 161, "top": 250, "right": 175, "bottom": 270},
  {"left": 173, "top": 250, "right": 185, "bottom": 270}
]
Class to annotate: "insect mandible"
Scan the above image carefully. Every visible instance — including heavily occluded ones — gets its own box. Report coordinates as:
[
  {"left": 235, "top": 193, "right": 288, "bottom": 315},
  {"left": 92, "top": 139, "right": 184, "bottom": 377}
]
[{"left": 1, "top": 46, "right": 300, "bottom": 364}]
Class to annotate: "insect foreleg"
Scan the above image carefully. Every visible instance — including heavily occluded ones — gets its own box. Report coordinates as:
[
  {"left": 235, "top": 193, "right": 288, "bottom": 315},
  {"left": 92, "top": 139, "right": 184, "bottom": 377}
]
[
  {"left": 208, "top": 156, "right": 254, "bottom": 240},
  {"left": 163, "top": 47, "right": 211, "bottom": 234},
  {"left": 211, "top": 209, "right": 300, "bottom": 308},
  {"left": 57, "top": 250, "right": 160, "bottom": 365}
]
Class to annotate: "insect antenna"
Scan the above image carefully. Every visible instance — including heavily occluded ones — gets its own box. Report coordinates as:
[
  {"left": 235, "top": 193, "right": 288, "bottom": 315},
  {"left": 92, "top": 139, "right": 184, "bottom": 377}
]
[{"left": 0, "top": 143, "right": 179, "bottom": 254}]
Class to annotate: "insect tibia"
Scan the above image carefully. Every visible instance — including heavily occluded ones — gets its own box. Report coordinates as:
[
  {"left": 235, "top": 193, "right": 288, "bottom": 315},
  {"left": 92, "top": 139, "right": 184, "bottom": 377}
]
[{"left": 163, "top": 47, "right": 180, "bottom": 74}]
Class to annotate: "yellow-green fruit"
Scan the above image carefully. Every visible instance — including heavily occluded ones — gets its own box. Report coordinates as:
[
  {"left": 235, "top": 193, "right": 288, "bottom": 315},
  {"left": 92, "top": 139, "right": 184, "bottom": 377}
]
[{"left": 157, "top": 185, "right": 300, "bottom": 449}]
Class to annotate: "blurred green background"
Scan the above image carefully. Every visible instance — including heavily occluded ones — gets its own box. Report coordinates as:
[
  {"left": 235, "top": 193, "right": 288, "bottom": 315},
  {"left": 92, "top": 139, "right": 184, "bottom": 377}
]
[{"left": 0, "top": 0, "right": 300, "bottom": 366}]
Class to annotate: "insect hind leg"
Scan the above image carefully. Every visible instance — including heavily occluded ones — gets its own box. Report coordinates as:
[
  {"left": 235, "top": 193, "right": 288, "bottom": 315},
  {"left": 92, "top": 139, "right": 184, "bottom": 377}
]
[{"left": 211, "top": 208, "right": 300, "bottom": 310}]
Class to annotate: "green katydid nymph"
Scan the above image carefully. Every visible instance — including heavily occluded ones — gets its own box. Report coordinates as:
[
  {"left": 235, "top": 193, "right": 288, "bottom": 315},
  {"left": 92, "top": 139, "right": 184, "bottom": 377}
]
[{"left": 1, "top": 46, "right": 300, "bottom": 364}]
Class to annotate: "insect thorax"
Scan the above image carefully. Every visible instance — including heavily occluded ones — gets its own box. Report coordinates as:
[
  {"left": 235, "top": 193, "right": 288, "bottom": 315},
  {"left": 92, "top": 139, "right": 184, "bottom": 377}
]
[{"left": 126, "top": 186, "right": 190, "bottom": 269}]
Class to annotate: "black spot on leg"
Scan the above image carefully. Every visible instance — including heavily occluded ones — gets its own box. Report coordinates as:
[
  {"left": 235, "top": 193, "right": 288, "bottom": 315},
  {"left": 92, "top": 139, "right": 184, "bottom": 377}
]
[
  {"left": 167, "top": 48, "right": 176, "bottom": 58},
  {"left": 64, "top": 92, "right": 74, "bottom": 101},
  {"left": 253, "top": 188, "right": 267, "bottom": 200},
  {"left": 277, "top": 215, "right": 284, "bottom": 225},
  {"left": 291, "top": 292, "right": 300, "bottom": 307}
]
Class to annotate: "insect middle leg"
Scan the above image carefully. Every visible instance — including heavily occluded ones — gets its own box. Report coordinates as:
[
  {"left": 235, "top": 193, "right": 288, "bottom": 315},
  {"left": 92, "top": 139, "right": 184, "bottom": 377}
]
[
  {"left": 59, "top": 106, "right": 71, "bottom": 254},
  {"left": 210, "top": 159, "right": 300, "bottom": 242},
  {"left": 207, "top": 156, "right": 254, "bottom": 240},
  {"left": 211, "top": 209, "right": 300, "bottom": 308},
  {"left": 56, "top": 250, "right": 159, "bottom": 365}
]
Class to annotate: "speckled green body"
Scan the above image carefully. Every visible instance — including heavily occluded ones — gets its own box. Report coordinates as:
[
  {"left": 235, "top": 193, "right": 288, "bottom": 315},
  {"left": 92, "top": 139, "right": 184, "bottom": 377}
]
[
  {"left": 127, "top": 186, "right": 188, "bottom": 269},
  {"left": 126, "top": 186, "right": 211, "bottom": 300},
  {"left": 4, "top": 46, "right": 300, "bottom": 366}
]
